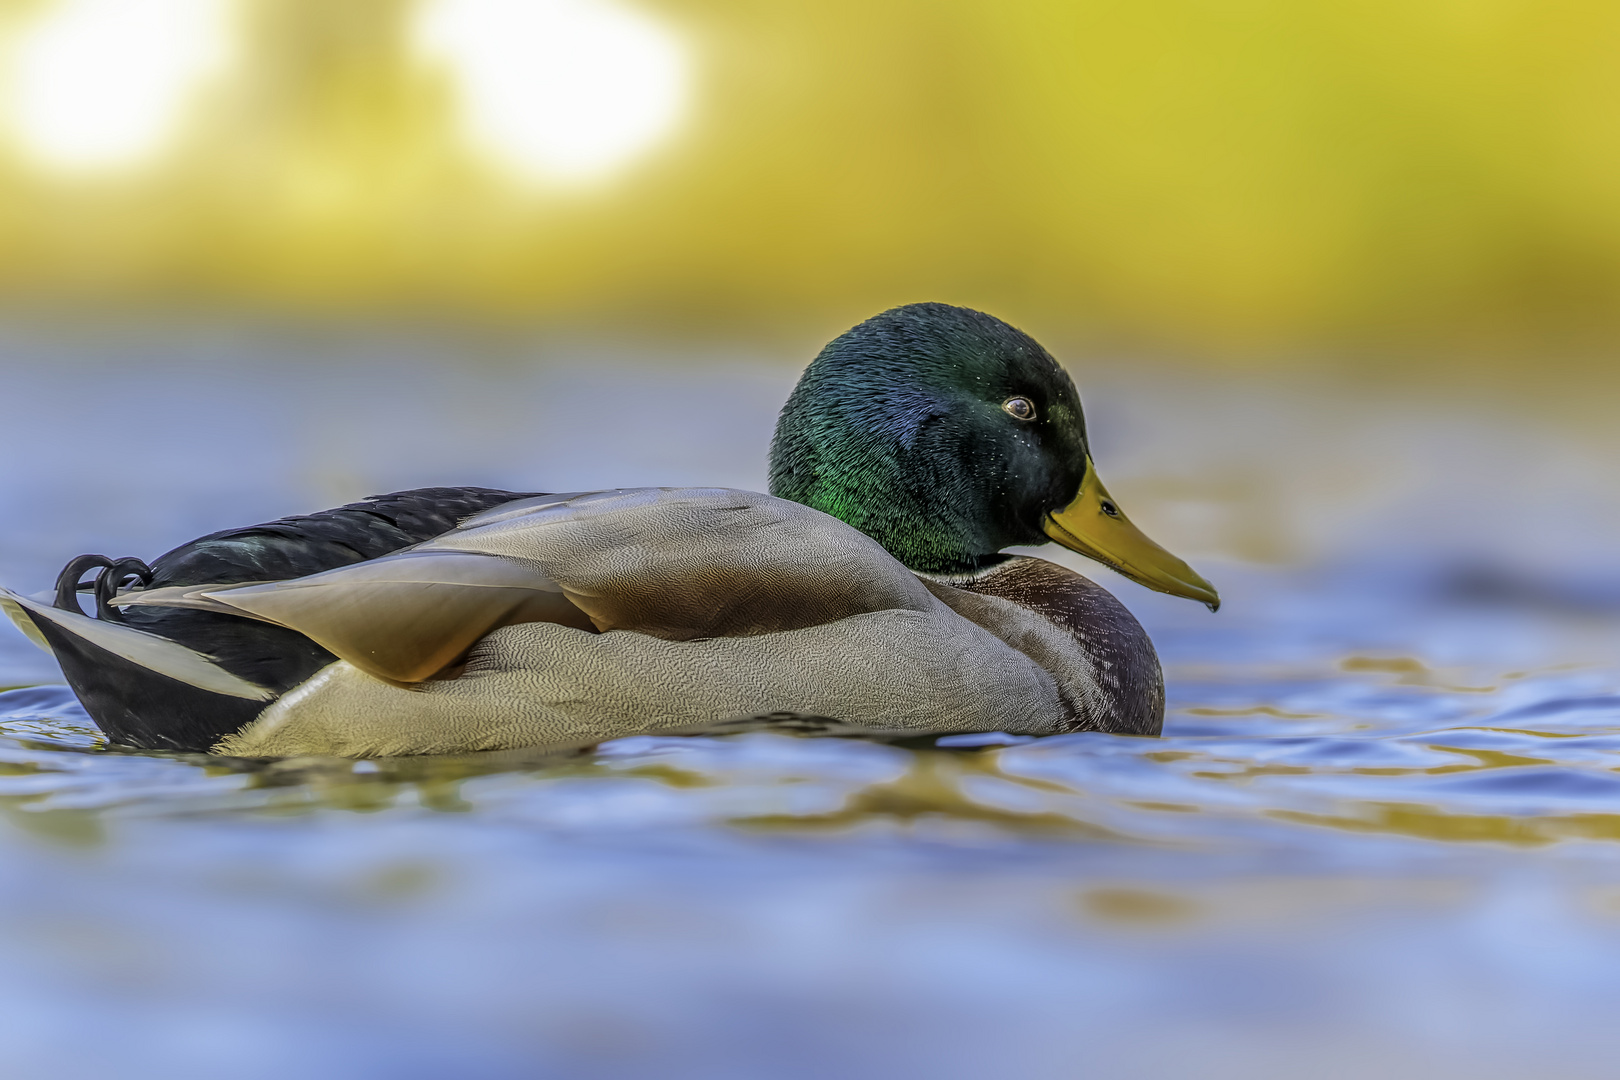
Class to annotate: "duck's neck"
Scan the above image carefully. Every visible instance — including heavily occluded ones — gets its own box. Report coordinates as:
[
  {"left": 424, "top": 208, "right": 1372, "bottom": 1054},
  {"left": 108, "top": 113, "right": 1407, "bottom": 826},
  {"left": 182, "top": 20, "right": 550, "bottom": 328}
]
[{"left": 768, "top": 447, "right": 1012, "bottom": 575}]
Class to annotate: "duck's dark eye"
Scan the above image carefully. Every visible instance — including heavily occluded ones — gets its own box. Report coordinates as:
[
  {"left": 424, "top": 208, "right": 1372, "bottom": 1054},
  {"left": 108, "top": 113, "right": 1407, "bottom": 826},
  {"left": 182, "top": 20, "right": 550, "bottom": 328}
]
[
  {"left": 1002, "top": 396, "right": 1036, "bottom": 421},
  {"left": 1100, "top": 500, "right": 1119, "bottom": 517}
]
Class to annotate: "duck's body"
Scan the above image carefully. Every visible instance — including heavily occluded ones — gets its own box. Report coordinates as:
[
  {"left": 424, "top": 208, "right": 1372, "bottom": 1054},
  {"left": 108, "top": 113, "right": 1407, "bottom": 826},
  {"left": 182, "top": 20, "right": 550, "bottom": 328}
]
[{"left": 1, "top": 304, "right": 1215, "bottom": 757}]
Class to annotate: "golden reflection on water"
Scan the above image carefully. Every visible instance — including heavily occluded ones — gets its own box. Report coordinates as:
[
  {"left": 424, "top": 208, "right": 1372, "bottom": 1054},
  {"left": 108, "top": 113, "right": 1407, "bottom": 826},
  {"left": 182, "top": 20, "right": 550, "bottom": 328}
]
[
  {"left": 1270, "top": 804, "right": 1620, "bottom": 847},
  {"left": 730, "top": 749, "right": 1126, "bottom": 841},
  {"left": 1343, "top": 655, "right": 1499, "bottom": 693}
]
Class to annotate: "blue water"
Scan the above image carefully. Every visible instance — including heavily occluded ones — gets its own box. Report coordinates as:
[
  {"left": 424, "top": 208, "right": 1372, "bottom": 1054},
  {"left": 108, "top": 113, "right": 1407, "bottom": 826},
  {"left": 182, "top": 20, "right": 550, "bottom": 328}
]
[{"left": 3, "top": 321, "right": 1619, "bottom": 1079}]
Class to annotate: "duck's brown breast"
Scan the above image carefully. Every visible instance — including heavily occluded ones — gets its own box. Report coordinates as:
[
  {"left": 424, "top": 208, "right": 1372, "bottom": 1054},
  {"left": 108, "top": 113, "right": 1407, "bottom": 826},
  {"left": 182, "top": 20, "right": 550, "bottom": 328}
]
[{"left": 920, "top": 556, "right": 1164, "bottom": 736}]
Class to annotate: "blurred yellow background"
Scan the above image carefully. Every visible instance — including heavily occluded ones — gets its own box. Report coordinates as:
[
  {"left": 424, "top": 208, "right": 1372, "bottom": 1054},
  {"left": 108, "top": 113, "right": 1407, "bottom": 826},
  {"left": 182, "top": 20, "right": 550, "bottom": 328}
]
[{"left": 0, "top": 0, "right": 1617, "bottom": 369}]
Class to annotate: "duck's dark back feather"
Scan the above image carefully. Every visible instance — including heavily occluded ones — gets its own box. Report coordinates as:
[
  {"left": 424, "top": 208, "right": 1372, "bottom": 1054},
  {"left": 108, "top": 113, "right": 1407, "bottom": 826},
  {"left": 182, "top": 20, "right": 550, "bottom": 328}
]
[
  {"left": 56, "top": 486, "right": 538, "bottom": 750},
  {"left": 145, "top": 486, "right": 540, "bottom": 591}
]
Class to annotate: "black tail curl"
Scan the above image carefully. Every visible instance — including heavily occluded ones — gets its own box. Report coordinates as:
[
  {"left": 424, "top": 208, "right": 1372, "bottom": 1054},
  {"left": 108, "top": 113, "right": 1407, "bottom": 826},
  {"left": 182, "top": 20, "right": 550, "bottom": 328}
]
[{"left": 54, "top": 555, "right": 154, "bottom": 623}]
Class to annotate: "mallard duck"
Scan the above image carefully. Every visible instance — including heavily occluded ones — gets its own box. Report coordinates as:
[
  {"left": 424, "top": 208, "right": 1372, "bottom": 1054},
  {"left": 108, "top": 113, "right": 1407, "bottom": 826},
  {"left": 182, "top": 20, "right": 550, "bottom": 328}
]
[{"left": 0, "top": 303, "right": 1217, "bottom": 757}]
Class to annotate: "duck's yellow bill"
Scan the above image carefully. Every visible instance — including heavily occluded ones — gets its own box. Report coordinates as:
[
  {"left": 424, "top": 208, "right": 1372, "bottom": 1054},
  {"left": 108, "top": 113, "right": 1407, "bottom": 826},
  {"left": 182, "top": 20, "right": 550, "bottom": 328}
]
[{"left": 1044, "top": 458, "right": 1220, "bottom": 611}]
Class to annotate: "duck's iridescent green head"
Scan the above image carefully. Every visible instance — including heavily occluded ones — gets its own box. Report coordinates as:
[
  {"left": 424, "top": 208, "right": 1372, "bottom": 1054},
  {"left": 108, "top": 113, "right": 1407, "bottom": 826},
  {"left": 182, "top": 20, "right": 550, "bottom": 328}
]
[{"left": 769, "top": 303, "right": 1219, "bottom": 609}]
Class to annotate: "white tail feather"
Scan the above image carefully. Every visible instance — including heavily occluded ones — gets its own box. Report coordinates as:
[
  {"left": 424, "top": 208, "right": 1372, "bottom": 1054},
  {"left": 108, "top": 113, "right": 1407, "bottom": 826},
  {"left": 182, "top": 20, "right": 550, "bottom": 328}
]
[{"left": 0, "top": 586, "right": 274, "bottom": 701}]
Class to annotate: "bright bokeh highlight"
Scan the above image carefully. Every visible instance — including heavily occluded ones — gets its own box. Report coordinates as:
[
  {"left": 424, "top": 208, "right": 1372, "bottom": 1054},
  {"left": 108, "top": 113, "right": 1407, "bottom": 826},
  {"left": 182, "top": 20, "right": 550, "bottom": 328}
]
[
  {"left": 414, "top": 0, "right": 688, "bottom": 183},
  {"left": 5, "top": 0, "right": 230, "bottom": 172}
]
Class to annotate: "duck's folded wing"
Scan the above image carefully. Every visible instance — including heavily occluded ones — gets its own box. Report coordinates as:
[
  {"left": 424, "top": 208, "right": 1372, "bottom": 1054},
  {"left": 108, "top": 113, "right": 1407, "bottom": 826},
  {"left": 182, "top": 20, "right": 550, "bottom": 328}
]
[{"left": 114, "top": 552, "right": 591, "bottom": 684}]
